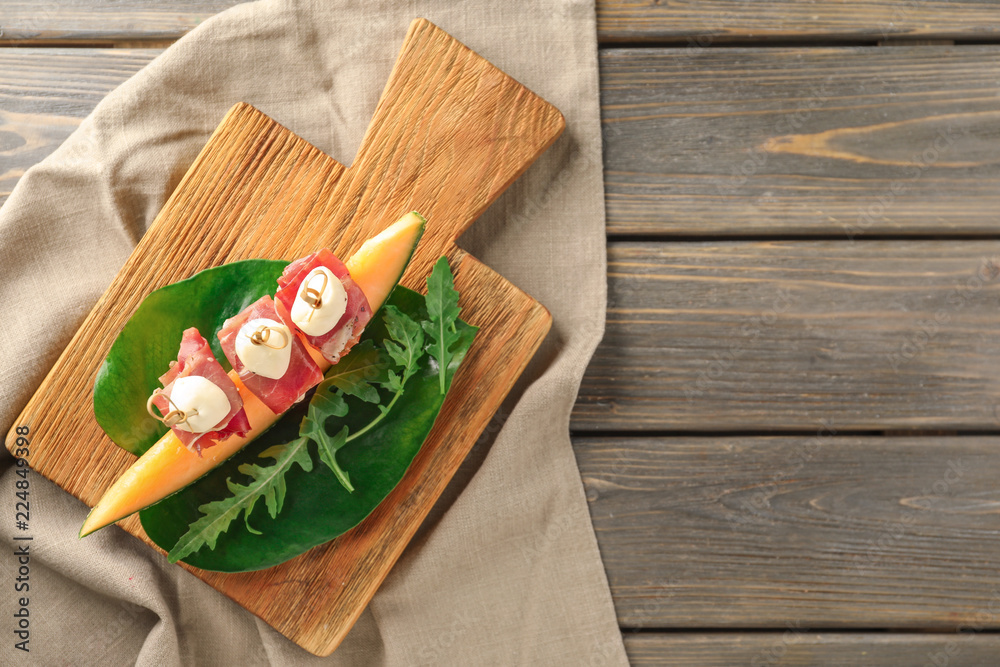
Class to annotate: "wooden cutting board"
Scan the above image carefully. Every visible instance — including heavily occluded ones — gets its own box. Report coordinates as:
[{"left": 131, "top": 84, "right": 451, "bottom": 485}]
[{"left": 4, "top": 18, "right": 563, "bottom": 656}]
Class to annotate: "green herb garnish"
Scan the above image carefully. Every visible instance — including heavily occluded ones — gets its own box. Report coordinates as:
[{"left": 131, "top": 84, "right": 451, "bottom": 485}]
[
  {"left": 304, "top": 306, "right": 424, "bottom": 492},
  {"left": 166, "top": 439, "right": 314, "bottom": 562},
  {"left": 423, "top": 256, "right": 463, "bottom": 395}
]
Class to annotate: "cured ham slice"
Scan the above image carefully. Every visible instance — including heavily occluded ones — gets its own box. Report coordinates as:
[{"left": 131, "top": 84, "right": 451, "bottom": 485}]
[
  {"left": 149, "top": 328, "right": 250, "bottom": 454},
  {"left": 274, "top": 249, "right": 372, "bottom": 364},
  {"left": 217, "top": 295, "right": 324, "bottom": 415}
]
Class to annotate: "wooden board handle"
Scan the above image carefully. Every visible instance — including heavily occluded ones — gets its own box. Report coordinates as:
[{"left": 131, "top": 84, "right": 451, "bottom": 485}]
[{"left": 328, "top": 18, "right": 566, "bottom": 281}]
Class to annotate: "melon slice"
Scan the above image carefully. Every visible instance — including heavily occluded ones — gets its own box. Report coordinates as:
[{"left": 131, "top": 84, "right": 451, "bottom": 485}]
[{"left": 80, "top": 212, "right": 426, "bottom": 537}]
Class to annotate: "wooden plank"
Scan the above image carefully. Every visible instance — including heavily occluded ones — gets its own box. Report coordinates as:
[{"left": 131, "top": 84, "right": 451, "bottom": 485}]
[
  {"left": 601, "top": 46, "right": 1000, "bottom": 236},
  {"left": 0, "top": 1, "right": 244, "bottom": 44},
  {"left": 573, "top": 242, "right": 1000, "bottom": 432},
  {"left": 3, "top": 1, "right": 1000, "bottom": 45},
  {"left": 4, "top": 19, "right": 563, "bottom": 656},
  {"left": 624, "top": 633, "right": 1000, "bottom": 666},
  {"left": 598, "top": 0, "right": 1000, "bottom": 43},
  {"left": 0, "top": 48, "right": 160, "bottom": 208},
  {"left": 15, "top": 47, "right": 1000, "bottom": 239},
  {"left": 578, "top": 435, "right": 1000, "bottom": 628},
  {"left": 17, "top": 47, "right": 1000, "bottom": 238}
]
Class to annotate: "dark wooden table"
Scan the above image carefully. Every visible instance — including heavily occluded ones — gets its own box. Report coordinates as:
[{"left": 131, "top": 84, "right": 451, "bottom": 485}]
[{"left": 5, "top": 2, "right": 1000, "bottom": 664}]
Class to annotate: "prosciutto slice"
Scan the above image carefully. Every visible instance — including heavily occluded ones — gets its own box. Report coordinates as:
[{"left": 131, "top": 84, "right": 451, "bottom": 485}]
[
  {"left": 150, "top": 327, "right": 250, "bottom": 454},
  {"left": 274, "top": 249, "right": 372, "bottom": 364},
  {"left": 217, "top": 295, "right": 324, "bottom": 415}
]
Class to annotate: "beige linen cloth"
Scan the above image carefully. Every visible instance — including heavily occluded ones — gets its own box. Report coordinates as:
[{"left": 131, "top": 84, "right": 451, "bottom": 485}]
[{"left": 0, "top": 0, "right": 624, "bottom": 664}]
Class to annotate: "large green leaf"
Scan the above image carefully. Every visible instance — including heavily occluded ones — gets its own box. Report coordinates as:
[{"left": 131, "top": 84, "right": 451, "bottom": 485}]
[
  {"left": 95, "top": 257, "right": 475, "bottom": 572},
  {"left": 93, "top": 260, "right": 287, "bottom": 456},
  {"left": 139, "top": 287, "right": 475, "bottom": 572}
]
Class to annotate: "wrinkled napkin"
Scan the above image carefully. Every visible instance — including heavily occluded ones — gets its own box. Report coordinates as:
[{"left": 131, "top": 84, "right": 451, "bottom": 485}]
[{"left": 0, "top": 0, "right": 624, "bottom": 664}]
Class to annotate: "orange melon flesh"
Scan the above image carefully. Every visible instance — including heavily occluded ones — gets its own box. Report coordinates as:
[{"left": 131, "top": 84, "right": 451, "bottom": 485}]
[
  {"left": 80, "top": 212, "right": 425, "bottom": 537},
  {"left": 348, "top": 211, "right": 425, "bottom": 308}
]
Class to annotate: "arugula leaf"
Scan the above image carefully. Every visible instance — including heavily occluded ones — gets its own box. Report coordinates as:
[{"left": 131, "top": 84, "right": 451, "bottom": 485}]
[
  {"left": 300, "top": 388, "right": 353, "bottom": 493},
  {"left": 382, "top": 305, "right": 424, "bottom": 385},
  {"left": 304, "top": 306, "right": 425, "bottom": 486},
  {"left": 167, "top": 438, "right": 313, "bottom": 563},
  {"left": 422, "top": 257, "right": 462, "bottom": 394},
  {"left": 309, "top": 381, "right": 348, "bottom": 417},
  {"left": 323, "top": 340, "right": 387, "bottom": 404},
  {"left": 339, "top": 306, "right": 424, "bottom": 445},
  {"left": 297, "top": 339, "right": 388, "bottom": 491}
]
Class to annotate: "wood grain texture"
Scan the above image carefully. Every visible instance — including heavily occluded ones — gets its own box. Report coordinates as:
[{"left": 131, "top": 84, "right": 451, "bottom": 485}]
[
  {"left": 579, "top": 435, "right": 1000, "bottom": 628},
  {"left": 624, "top": 633, "right": 1000, "bottom": 666},
  {"left": 10, "top": 47, "right": 1000, "bottom": 239},
  {"left": 0, "top": 1, "right": 244, "bottom": 44},
  {"left": 4, "top": 19, "right": 563, "bottom": 656},
  {"left": 4, "top": 1, "right": 1000, "bottom": 45},
  {"left": 601, "top": 46, "right": 1000, "bottom": 236},
  {"left": 573, "top": 242, "right": 1000, "bottom": 432},
  {"left": 598, "top": 0, "right": 1000, "bottom": 43},
  {"left": 0, "top": 48, "right": 160, "bottom": 208}
]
